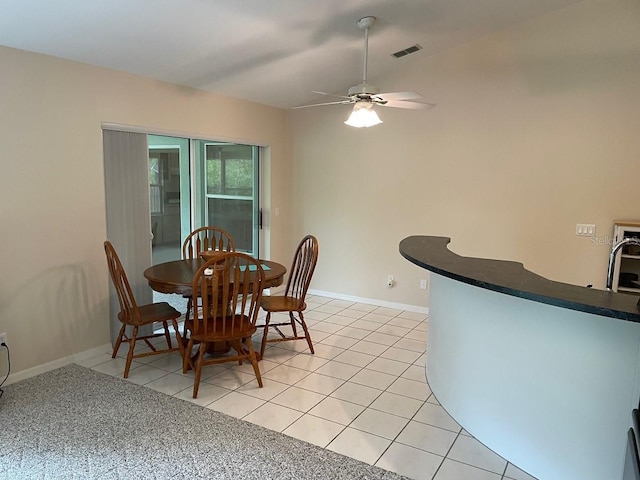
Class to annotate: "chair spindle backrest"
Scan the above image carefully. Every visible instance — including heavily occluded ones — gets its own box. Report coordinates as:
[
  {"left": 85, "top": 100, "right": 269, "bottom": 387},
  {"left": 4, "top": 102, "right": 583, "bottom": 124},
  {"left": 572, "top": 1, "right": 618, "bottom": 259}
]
[
  {"left": 104, "top": 241, "right": 140, "bottom": 325},
  {"left": 191, "top": 252, "right": 265, "bottom": 337},
  {"left": 284, "top": 235, "right": 319, "bottom": 307},
  {"left": 182, "top": 226, "right": 236, "bottom": 260}
]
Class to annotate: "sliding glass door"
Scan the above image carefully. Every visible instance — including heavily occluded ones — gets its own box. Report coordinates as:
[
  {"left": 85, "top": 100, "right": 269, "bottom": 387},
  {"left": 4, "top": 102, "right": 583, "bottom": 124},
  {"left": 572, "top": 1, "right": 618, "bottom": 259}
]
[{"left": 194, "top": 141, "right": 260, "bottom": 256}]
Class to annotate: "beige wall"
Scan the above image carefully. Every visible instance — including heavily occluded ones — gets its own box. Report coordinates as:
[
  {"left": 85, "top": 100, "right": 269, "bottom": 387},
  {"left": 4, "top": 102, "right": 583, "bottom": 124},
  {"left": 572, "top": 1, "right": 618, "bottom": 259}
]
[
  {"left": 289, "top": 0, "right": 640, "bottom": 307},
  {"left": 0, "top": 46, "right": 290, "bottom": 374}
]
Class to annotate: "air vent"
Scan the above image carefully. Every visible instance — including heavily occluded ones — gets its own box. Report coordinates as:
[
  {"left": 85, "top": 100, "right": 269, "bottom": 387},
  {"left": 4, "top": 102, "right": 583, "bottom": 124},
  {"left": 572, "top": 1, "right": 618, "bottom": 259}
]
[{"left": 392, "top": 44, "right": 423, "bottom": 58}]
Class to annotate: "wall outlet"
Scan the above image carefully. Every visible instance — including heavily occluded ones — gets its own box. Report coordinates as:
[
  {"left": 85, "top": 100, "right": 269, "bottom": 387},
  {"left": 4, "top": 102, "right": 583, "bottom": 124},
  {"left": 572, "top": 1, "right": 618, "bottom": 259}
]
[
  {"left": 420, "top": 279, "right": 428, "bottom": 290},
  {"left": 0, "top": 332, "right": 6, "bottom": 345},
  {"left": 387, "top": 275, "right": 394, "bottom": 288}
]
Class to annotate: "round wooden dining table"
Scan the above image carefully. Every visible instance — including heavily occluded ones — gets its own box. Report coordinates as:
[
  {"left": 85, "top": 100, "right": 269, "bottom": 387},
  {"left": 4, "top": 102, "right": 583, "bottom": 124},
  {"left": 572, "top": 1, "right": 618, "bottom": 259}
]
[{"left": 143, "top": 258, "right": 287, "bottom": 296}]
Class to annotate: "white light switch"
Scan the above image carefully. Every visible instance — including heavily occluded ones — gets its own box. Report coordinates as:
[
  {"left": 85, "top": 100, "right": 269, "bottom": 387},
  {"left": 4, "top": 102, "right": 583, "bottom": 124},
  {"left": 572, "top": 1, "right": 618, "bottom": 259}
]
[{"left": 576, "top": 224, "right": 596, "bottom": 236}]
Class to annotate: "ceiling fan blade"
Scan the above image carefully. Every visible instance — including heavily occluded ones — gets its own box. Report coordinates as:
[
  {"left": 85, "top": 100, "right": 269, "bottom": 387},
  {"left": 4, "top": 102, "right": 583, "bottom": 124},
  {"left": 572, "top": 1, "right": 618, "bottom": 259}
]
[
  {"left": 377, "top": 91, "right": 424, "bottom": 102},
  {"left": 312, "top": 90, "right": 351, "bottom": 100},
  {"left": 379, "top": 100, "right": 436, "bottom": 110},
  {"left": 291, "top": 100, "right": 353, "bottom": 110}
]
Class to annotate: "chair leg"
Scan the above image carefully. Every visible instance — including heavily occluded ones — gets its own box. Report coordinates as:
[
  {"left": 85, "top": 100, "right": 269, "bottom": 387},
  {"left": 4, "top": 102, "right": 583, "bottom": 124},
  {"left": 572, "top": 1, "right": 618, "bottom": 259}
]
[
  {"left": 289, "top": 311, "right": 298, "bottom": 337},
  {"left": 247, "top": 341, "right": 263, "bottom": 388},
  {"left": 298, "top": 311, "right": 314, "bottom": 354},
  {"left": 183, "top": 298, "right": 192, "bottom": 338},
  {"left": 162, "top": 320, "right": 173, "bottom": 348},
  {"left": 171, "top": 319, "right": 185, "bottom": 360},
  {"left": 260, "top": 312, "right": 272, "bottom": 359},
  {"left": 193, "top": 341, "right": 207, "bottom": 398},
  {"left": 112, "top": 324, "right": 126, "bottom": 358},
  {"left": 124, "top": 325, "right": 139, "bottom": 378},
  {"left": 183, "top": 338, "right": 195, "bottom": 374}
]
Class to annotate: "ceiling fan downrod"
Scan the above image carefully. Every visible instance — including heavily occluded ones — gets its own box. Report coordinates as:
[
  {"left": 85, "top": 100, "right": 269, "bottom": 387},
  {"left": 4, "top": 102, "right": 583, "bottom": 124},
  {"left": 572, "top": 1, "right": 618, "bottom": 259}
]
[{"left": 349, "top": 16, "right": 379, "bottom": 97}]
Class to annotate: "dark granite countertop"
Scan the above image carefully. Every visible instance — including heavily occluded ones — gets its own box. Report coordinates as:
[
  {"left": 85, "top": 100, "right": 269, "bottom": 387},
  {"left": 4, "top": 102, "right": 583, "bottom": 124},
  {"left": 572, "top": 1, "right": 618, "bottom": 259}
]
[{"left": 399, "top": 235, "right": 640, "bottom": 323}]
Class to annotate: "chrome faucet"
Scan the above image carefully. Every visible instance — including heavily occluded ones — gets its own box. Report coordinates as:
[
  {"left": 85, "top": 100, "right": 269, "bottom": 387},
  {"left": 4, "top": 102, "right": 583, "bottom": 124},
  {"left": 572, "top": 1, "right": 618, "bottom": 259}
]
[{"left": 606, "top": 237, "right": 640, "bottom": 290}]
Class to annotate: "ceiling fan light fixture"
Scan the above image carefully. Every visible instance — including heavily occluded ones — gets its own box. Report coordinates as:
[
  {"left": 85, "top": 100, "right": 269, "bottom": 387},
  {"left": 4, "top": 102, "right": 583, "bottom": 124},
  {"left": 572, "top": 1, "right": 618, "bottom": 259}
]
[{"left": 344, "top": 102, "right": 383, "bottom": 128}]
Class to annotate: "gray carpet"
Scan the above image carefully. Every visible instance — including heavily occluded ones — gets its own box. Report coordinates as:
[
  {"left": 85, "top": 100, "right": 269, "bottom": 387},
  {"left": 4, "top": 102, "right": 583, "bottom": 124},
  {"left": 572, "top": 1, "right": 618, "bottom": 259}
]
[{"left": 0, "top": 365, "right": 408, "bottom": 479}]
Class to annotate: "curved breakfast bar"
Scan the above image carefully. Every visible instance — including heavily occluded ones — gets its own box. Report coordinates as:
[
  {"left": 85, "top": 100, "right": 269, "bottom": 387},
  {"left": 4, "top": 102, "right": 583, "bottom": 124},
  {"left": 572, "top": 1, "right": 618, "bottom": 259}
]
[{"left": 399, "top": 235, "right": 640, "bottom": 480}]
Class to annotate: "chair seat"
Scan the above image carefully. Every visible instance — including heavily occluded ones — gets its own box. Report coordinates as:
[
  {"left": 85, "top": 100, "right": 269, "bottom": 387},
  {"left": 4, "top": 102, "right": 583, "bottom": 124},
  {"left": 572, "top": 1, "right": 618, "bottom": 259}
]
[
  {"left": 186, "top": 315, "right": 256, "bottom": 342},
  {"left": 118, "top": 301, "right": 181, "bottom": 325},
  {"left": 261, "top": 295, "right": 304, "bottom": 313}
]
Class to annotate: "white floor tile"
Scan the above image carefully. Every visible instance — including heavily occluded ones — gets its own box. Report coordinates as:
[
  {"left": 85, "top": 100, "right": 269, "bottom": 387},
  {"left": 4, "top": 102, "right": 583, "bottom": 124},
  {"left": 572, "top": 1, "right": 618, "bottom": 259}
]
[
  {"left": 310, "top": 343, "right": 346, "bottom": 360},
  {"left": 236, "top": 377, "right": 290, "bottom": 400},
  {"left": 308, "top": 396, "right": 366, "bottom": 425},
  {"left": 380, "top": 346, "right": 422, "bottom": 364},
  {"left": 394, "top": 337, "right": 426, "bottom": 353},
  {"left": 303, "top": 310, "right": 333, "bottom": 321},
  {"left": 387, "top": 377, "right": 431, "bottom": 401},
  {"left": 206, "top": 391, "right": 265, "bottom": 418},
  {"left": 401, "top": 364, "right": 428, "bottom": 383},
  {"left": 348, "top": 303, "right": 378, "bottom": 313},
  {"left": 282, "top": 353, "right": 328, "bottom": 372},
  {"left": 335, "top": 326, "right": 371, "bottom": 340},
  {"left": 388, "top": 317, "right": 422, "bottom": 329},
  {"left": 366, "top": 357, "right": 410, "bottom": 376},
  {"left": 325, "top": 299, "right": 355, "bottom": 309},
  {"left": 369, "top": 392, "right": 424, "bottom": 419},
  {"left": 364, "top": 331, "right": 401, "bottom": 347},
  {"left": 396, "top": 421, "right": 458, "bottom": 456},
  {"left": 376, "top": 324, "right": 411, "bottom": 337},
  {"left": 337, "top": 308, "right": 367, "bottom": 319},
  {"left": 434, "top": 458, "right": 502, "bottom": 480},
  {"left": 315, "top": 304, "right": 344, "bottom": 315},
  {"left": 349, "top": 368, "right": 397, "bottom": 390},
  {"left": 243, "top": 402, "right": 303, "bottom": 432},
  {"left": 327, "top": 427, "right": 392, "bottom": 465},
  {"left": 262, "top": 364, "right": 310, "bottom": 385},
  {"left": 314, "top": 360, "right": 361, "bottom": 381},
  {"left": 504, "top": 462, "right": 539, "bottom": 480},
  {"left": 123, "top": 364, "right": 170, "bottom": 385},
  {"left": 330, "top": 381, "right": 382, "bottom": 407},
  {"left": 447, "top": 435, "right": 507, "bottom": 474},
  {"left": 145, "top": 372, "right": 194, "bottom": 395},
  {"left": 376, "top": 442, "right": 443, "bottom": 480},
  {"left": 332, "top": 350, "right": 376, "bottom": 368},
  {"left": 324, "top": 314, "right": 356, "bottom": 327},
  {"left": 347, "top": 319, "right": 381, "bottom": 331},
  {"left": 362, "top": 312, "right": 394, "bottom": 324},
  {"left": 398, "top": 311, "right": 428, "bottom": 322},
  {"left": 319, "top": 334, "right": 359, "bottom": 349},
  {"left": 293, "top": 372, "right": 345, "bottom": 395},
  {"left": 350, "top": 340, "right": 390, "bottom": 357},
  {"left": 283, "top": 414, "right": 345, "bottom": 448},
  {"left": 173, "top": 383, "right": 231, "bottom": 406},
  {"left": 350, "top": 408, "right": 410, "bottom": 440},
  {"left": 204, "top": 369, "right": 257, "bottom": 390},
  {"left": 271, "top": 386, "right": 326, "bottom": 412},
  {"left": 145, "top": 353, "right": 186, "bottom": 372},
  {"left": 413, "top": 402, "right": 461, "bottom": 432}
]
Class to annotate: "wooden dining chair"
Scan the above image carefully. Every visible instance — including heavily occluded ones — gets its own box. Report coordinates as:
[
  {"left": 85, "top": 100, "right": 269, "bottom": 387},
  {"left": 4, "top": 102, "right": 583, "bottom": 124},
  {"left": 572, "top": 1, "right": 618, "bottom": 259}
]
[
  {"left": 259, "top": 235, "right": 319, "bottom": 359},
  {"left": 181, "top": 226, "right": 236, "bottom": 335},
  {"left": 183, "top": 252, "right": 265, "bottom": 398},
  {"left": 104, "top": 241, "right": 184, "bottom": 378}
]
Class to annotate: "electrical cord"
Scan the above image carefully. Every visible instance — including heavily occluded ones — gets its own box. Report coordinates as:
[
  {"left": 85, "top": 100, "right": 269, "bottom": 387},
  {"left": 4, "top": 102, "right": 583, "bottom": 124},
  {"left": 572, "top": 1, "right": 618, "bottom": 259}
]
[{"left": 0, "top": 342, "right": 10, "bottom": 400}]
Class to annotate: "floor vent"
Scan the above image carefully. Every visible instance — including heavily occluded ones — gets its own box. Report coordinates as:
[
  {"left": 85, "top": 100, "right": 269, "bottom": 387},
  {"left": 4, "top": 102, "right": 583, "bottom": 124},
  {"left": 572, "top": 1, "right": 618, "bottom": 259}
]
[{"left": 392, "top": 44, "right": 423, "bottom": 58}]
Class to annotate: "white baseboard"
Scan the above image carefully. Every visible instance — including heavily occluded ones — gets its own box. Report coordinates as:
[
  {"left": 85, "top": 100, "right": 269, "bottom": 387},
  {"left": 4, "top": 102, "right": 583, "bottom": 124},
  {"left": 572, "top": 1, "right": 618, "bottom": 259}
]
[
  {"left": 4, "top": 343, "right": 112, "bottom": 386},
  {"left": 307, "top": 289, "right": 429, "bottom": 315}
]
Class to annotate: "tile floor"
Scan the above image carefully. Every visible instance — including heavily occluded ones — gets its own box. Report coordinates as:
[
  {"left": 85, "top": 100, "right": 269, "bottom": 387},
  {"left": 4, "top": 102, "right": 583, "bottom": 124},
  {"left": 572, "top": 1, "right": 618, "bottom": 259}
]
[{"left": 77, "top": 294, "right": 538, "bottom": 480}]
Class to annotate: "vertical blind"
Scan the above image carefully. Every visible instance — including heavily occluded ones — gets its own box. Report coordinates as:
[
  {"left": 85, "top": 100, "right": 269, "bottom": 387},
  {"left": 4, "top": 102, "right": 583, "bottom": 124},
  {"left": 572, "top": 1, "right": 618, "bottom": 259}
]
[{"left": 103, "top": 129, "right": 152, "bottom": 343}]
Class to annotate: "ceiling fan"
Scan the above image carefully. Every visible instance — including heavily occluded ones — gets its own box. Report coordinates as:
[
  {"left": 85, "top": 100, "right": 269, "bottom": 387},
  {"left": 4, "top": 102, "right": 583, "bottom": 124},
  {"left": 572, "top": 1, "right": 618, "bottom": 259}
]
[{"left": 293, "top": 16, "right": 435, "bottom": 127}]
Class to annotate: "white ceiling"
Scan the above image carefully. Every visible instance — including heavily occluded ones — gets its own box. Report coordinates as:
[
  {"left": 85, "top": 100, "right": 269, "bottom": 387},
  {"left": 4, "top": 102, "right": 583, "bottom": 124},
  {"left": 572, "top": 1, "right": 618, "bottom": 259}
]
[{"left": 0, "top": 0, "right": 582, "bottom": 109}]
